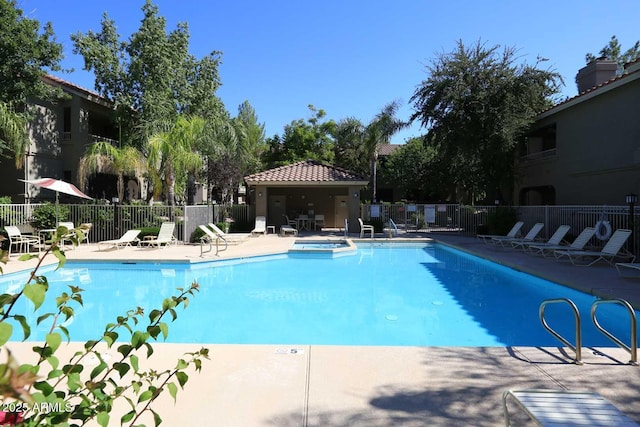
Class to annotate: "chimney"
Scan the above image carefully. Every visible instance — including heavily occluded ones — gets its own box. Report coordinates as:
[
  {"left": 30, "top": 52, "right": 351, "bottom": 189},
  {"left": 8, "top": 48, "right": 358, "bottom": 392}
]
[{"left": 575, "top": 58, "right": 618, "bottom": 93}]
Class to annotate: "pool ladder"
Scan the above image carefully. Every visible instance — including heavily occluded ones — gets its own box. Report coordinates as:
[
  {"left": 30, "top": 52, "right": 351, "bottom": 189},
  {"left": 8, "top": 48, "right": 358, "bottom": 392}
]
[{"left": 539, "top": 298, "right": 638, "bottom": 365}]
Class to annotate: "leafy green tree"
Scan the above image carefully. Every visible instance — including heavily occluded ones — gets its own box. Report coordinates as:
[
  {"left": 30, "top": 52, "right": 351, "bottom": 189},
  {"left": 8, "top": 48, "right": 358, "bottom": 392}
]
[
  {"left": 71, "top": 0, "right": 223, "bottom": 150},
  {"left": 0, "top": 0, "right": 64, "bottom": 164},
  {"left": 235, "top": 101, "right": 266, "bottom": 174},
  {"left": 78, "top": 141, "right": 147, "bottom": 203},
  {"left": 263, "top": 105, "right": 335, "bottom": 167},
  {"left": 384, "top": 137, "right": 449, "bottom": 202},
  {"left": 147, "top": 116, "right": 206, "bottom": 205},
  {"left": 410, "top": 39, "right": 562, "bottom": 204},
  {"left": 333, "top": 117, "right": 368, "bottom": 175},
  {"left": 585, "top": 35, "right": 640, "bottom": 75}
]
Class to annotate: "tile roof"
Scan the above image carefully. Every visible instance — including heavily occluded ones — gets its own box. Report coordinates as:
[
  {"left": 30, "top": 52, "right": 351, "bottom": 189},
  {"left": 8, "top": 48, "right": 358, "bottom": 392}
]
[
  {"left": 244, "top": 160, "right": 368, "bottom": 184},
  {"left": 42, "top": 74, "right": 112, "bottom": 106},
  {"left": 377, "top": 144, "right": 402, "bottom": 156}
]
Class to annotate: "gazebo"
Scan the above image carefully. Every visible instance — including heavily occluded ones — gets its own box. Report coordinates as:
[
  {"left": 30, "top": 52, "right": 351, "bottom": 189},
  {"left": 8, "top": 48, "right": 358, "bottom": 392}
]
[{"left": 244, "top": 160, "right": 369, "bottom": 233}]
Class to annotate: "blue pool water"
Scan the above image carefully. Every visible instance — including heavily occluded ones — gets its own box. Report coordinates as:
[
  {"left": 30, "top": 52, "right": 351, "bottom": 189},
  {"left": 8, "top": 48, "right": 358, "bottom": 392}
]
[{"left": 2, "top": 243, "right": 638, "bottom": 346}]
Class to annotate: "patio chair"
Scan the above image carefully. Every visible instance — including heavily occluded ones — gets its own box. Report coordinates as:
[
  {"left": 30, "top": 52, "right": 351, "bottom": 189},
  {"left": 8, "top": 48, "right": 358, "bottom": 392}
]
[
  {"left": 358, "top": 218, "right": 374, "bottom": 238},
  {"left": 554, "top": 228, "right": 634, "bottom": 266},
  {"left": 615, "top": 262, "right": 640, "bottom": 278},
  {"left": 142, "top": 222, "right": 177, "bottom": 248},
  {"left": 97, "top": 229, "right": 141, "bottom": 251},
  {"left": 527, "top": 227, "right": 595, "bottom": 257},
  {"left": 492, "top": 223, "right": 544, "bottom": 247},
  {"left": 60, "top": 222, "right": 93, "bottom": 249},
  {"left": 251, "top": 216, "right": 267, "bottom": 236},
  {"left": 199, "top": 225, "right": 227, "bottom": 256},
  {"left": 477, "top": 221, "right": 524, "bottom": 244},
  {"left": 4, "top": 225, "right": 40, "bottom": 255},
  {"left": 503, "top": 389, "right": 639, "bottom": 427},
  {"left": 512, "top": 224, "right": 570, "bottom": 251},
  {"left": 314, "top": 214, "right": 325, "bottom": 231},
  {"left": 280, "top": 224, "right": 298, "bottom": 236}
]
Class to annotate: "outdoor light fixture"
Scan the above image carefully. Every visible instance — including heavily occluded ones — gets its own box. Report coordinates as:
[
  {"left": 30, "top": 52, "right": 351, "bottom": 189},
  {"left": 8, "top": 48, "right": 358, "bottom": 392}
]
[
  {"left": 626, "top": 193, "right": 637, "bottom": 254},
  {"left": 626, "top": 193, "right": 638, "bottom": 204},
  {"left": 354, "top": 192, "right": 359, "bottom": 198},
  {"left": 258, "top": 192, "right": 263, "bottom": 197}
]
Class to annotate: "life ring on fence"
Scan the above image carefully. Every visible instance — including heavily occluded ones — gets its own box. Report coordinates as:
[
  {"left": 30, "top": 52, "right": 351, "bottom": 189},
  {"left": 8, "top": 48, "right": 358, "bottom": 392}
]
[{"left": 595, "top": 220, "right": 612, "bottom": 241}]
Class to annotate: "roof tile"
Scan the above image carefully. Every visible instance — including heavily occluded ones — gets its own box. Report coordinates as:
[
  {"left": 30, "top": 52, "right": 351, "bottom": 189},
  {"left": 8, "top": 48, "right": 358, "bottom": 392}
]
[{"left": 244, "top": 160, "right": 367, "bottom": 183}]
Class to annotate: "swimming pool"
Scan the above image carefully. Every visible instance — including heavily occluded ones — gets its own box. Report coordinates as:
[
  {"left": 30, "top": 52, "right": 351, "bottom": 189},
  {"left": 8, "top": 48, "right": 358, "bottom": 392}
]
[{"left": 2, "top": 242, "right": 637, "bottom": 346}]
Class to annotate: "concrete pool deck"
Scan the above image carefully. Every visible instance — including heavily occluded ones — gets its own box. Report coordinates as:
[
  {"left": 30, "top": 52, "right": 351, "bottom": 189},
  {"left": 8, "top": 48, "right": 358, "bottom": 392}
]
[{"left": 2, "top": 231, "right": 640, "bottom": 426}]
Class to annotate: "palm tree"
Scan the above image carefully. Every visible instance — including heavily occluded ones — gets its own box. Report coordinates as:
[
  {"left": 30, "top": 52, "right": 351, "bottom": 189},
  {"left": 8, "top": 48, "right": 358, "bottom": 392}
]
[
  {"left": 364, "top": 101, "right": 407, "bottom": 202},
  {"left": 0, "top": 102, "right": 29, "bottom": 168},
  {"left": 146, "top": 116, "right": 205, "bottom": 205},
  {"left": 78, "top": 141, "right": 146, "bottom": 202}
]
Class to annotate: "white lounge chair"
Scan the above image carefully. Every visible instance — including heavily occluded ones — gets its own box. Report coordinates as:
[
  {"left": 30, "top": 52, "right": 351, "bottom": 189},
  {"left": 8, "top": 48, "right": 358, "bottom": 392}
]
[
  {"left": 615, "top": 262, "right": 640, "bottom": 278},
  {"left": 97, "top": 230, "right": 141, "bottom": 251},
  {"left": 251, "top": 216, "right": 267, "bottom": 236},
  {"left": 503, "top": 389, "right": 640, "bottom": 427},
  {"left": 554, "top": 228, "right": 634, "bottom": 266},
  {"left": 477, "top": 221, "right": 524, "bottom": 244},
  {"left": 358, "top": 218, "right": 374, "bottom": 238},
  {"left": 207, "top": 223, "right": 249, "bottom": 244},
  {"left": 527, "top": 227, "right": 595, "bottom": 257},
  {"left": 4, "top": 225, "right": 40, "bottom": 255},
  {"left": 492, "top": 223, "right": 544, "bottom": 247},
  {"left": 142, "top": 222, "right": 176, "bottom": 248},
  {"left": 513, "top": 225, "right": 570, "bottom": 251}
]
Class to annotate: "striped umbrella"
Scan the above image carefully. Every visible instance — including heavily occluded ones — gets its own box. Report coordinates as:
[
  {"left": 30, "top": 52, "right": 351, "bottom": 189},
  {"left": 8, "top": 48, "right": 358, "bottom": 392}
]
[{"left": 20, "top": 178, "right": 92, "bottom": 225}]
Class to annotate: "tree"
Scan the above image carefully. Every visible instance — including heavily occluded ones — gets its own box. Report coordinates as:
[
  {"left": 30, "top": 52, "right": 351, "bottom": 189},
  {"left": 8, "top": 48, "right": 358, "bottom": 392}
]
[
  {"left": 263, "top": 105, "right": 335, "bottom": 168},
  {"left": 77, "top": 141, "right": 147, "bottom": 202},
  {"left": 234, "top": 101, "right": 266, "bottom": 175},
  {"left": 384, "top": 137, "right": 448, "bottom": 202},
  {"left": 333, "top": 117, "right": 368, "bottom": 175},
  {"left": 147, "top": 116, "right": 206, "bottom": 205},
  {"left": 585, "top": 35, "right": 640, "bottom": 75},
  {"left": 0, "top": 0, "right": 64, "bottom": 164},
  {"left": 332, "top": 102, "right": 406, "bottom": 202},
  {"left": 410, "top": 39, "right": 562, "bottom": 204},
  {"left": 363, "top": 101, "right": 406, "bottom": 202},
  {"left": 71, "top": 0, "right": 223, "bottom": 150}
]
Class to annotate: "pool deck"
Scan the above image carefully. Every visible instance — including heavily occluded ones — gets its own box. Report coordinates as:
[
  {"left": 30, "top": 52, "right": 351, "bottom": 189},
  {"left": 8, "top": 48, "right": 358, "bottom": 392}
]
[{"left": 3, "top": 231, "right": 640, "bottom": 426}]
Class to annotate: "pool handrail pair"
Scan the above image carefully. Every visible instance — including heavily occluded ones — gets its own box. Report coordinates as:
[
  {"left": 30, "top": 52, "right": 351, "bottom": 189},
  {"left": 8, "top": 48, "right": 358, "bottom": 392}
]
[{"left": 539, "top": 297, "right": 637, "bottom": 365}]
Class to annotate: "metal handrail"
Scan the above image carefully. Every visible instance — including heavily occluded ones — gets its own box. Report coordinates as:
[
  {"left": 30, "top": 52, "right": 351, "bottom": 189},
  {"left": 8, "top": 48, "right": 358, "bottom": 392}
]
[
  {"left": 539, "top": 298, "right": 583, "bottom": 364},
  {"left": 591, "top": 299, "right": 638, "bottom": 365}
]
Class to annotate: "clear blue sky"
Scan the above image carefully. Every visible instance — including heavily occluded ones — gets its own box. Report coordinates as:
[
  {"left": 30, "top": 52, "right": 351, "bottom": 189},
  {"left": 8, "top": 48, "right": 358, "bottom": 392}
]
[{"left": 21, "top": 0, "right": 640, "bottom": 144}]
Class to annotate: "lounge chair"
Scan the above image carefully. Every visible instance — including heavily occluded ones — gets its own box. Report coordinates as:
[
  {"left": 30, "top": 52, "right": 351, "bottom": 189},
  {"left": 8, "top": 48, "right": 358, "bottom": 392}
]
[
  {"left": 280, "top": 223, "right": 298, "bottom": 236},
  {"left": 503, "top": 389, "right": 640, "bottom": 427},
  {"left": 512, "top": 225, "right": 570, "bottom": 251},
  {"left": 615, "top": 262, "right": 640, "bottom": 278},
  {"left": 199, "top": 225, "right": 227, "bottom": 256},
  {"left": 60, "top": 222, "right": 92, "bottom": 249},
  {"left": 477, "top": 221, "right": 524, "bottom": 244},
  {"left": 207, "top": 223, "right": 249, "bottom": 244},
  {"left": 554, "top": 228, "right": 634, "bottom": 266},
  {"left": 527, "top": 227, "right": 596, "bottom": 257},
  {"left": 492, "top": 223, "right": 544, "bottom": 247},
  {"left": 4, "top": 225, "right": 40, "bottom": 255},
  {"left": 358, "top": 218, "right": 374, "bottom": 238},
  {"left": 142, "top": 222, "right": 176, "bottom": 248},
  {"left": 97, "top": 229, "right": 141, "bottom": 251},
  {"left": 251, "top": 216, "right": 267, "bottom": 236}
]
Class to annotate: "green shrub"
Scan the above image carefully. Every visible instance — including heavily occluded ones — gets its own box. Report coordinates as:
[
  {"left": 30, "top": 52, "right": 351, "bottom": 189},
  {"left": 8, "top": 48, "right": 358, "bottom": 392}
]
[
  {"left": 190, "top": 226, "right": 207, "bottom": 243},
  {"left": 29, "top": 203, "right": 70, "bottom": 230}
]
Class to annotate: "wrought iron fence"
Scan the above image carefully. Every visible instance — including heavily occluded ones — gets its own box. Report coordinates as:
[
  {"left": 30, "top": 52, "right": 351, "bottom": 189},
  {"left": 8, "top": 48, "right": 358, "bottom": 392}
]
[
  {"left": 2, "top": 203, "right": 637, "bottom": 254},
  {"left": 360, "top": 203, "right": 639, "bottom": 254}
]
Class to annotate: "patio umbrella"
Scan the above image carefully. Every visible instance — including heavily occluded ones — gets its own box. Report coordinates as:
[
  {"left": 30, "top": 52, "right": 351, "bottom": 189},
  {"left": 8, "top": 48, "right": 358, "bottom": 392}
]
[{"left": 19, "top": 178, "right": 93, "bottom": 225}]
